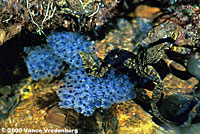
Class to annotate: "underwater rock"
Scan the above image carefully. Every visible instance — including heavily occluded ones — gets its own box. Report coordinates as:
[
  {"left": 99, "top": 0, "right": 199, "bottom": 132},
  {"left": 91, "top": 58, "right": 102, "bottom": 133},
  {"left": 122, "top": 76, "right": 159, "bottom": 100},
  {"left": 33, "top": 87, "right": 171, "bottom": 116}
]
[
  {"left": 0, "top": 99, "right": 56, "bottom": 129},
  {"left": 94, "top": 18, "right": 136, "bottom": 59},
  {"left": 104, "top": 100, "right": 168, "bottom": 134},
  {"left": 57, "top": 68, "right": 136, "bottom": 116},
  {"left": 134, "top": 5, "right": 162, "bottom": 18},
  {"left": 164, "top": 74, "right": 198, "bottom": 94},
  {"left": 0, "top": 77, "right": 65, "bottom": 129},
  {"left": 187, "top": 52, "right": 200, "bottom": 80},
  {"left": 94, "top": 18, "right": 152, "bottom": 59},
  {"left": 159, "top": 93, "right": 196, "bottom": 125},
  {"left": 162, "top": 73, "right": 199, "bottom": 125}
]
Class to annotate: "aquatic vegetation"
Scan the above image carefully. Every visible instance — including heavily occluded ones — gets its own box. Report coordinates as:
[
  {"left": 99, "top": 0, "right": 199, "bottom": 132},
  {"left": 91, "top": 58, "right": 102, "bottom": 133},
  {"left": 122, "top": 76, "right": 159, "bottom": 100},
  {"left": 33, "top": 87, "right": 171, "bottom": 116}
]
[
  {"left": 0, "top": 0, "right": 58, "bottom": 38},
  {"left": 174, "top": 4, "right": 200, "bottom": 45},
  {"left": 92, "top": 0, "right": 120, "bottom": 27},
  {"left": 57, "top": 0, "right": 104, "bottom": 18},
  {"left": 57, "top": 68, "right": 135, "bottom": 116},
  {"left": 187, "top": 52, "right": 200, "bottom": 80},
  {"left": 57, "top": 0, "right": 119, "bottom": 30}
]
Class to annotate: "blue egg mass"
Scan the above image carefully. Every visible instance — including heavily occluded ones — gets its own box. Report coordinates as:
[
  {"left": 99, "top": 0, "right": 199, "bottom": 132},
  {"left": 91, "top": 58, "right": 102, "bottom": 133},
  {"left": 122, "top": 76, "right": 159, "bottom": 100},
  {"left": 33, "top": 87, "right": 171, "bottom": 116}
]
[
  {"left": 57, "top": 68, "right": 136, "bottom": 116},
  {"left": 23, "top": 32, "right": 94, "bottom": 80},
  {"left": 24, "top": 45, "right": 65, "bottom": 80},
  {"left": 187, "top": 52, "right": 200, "bottom": 80},
  {"left": 23, "top": 31, "right": 136, "bottom": 115},
  {"left": 46, "top": 32, "right": 94, "bottom": 69}
]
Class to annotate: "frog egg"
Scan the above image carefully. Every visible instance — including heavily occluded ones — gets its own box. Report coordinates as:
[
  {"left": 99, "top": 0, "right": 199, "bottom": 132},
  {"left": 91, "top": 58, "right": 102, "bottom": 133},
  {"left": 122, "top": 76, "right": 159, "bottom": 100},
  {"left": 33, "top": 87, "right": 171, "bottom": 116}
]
[{"left": 187, "top": 52, "right": 200, "bottom": 80}]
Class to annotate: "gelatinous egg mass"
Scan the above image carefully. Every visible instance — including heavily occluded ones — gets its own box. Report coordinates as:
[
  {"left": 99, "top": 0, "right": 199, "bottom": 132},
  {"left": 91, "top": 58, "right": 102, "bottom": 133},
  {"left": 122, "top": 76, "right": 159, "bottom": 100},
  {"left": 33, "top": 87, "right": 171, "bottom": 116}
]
[{"left": 187, "top": 52, "right": 200, "bottom": 80}]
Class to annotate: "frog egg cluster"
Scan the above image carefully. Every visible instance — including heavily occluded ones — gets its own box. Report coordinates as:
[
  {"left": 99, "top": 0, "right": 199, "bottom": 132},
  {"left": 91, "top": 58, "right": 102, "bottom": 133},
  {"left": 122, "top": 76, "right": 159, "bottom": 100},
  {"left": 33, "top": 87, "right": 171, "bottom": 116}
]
[
  {"left": 23, "top": 31, "right": 136, "bottom": 115},
  {"left": 57, "top": 68, "right": 136, "bottom": 116},
  {"left": 24, "top": 45, "right": 65, "bottom": 80},
  {"left": 47, "top": 32, "right": 94, "bottom": 68},
  {"left": 187, "top": 52, "right": 200, "bottom": 80},
  {"left": 23, "top": 32, "right": 94, "bottom": 80}
]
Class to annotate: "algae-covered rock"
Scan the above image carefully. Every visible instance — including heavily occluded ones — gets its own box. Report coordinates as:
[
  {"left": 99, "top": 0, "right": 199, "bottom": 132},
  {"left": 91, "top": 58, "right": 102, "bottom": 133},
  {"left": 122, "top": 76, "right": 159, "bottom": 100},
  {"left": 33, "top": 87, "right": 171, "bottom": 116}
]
[{"left": 104, "top": 100, "right": 168, "bottom": 134}]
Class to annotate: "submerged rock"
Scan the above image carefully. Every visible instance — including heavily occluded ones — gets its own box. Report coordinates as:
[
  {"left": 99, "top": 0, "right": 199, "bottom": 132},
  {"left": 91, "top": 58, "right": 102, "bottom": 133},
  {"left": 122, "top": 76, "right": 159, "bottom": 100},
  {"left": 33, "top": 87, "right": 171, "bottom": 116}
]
[
  {"left": 159, "top": 93, "right": 197, "bottom": 125},
  {"left": 187, "top": 52, "right": 200, "bottom": 80},
  {"left": 104, "top": 100, "right": 168, "bottom": 134}
]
